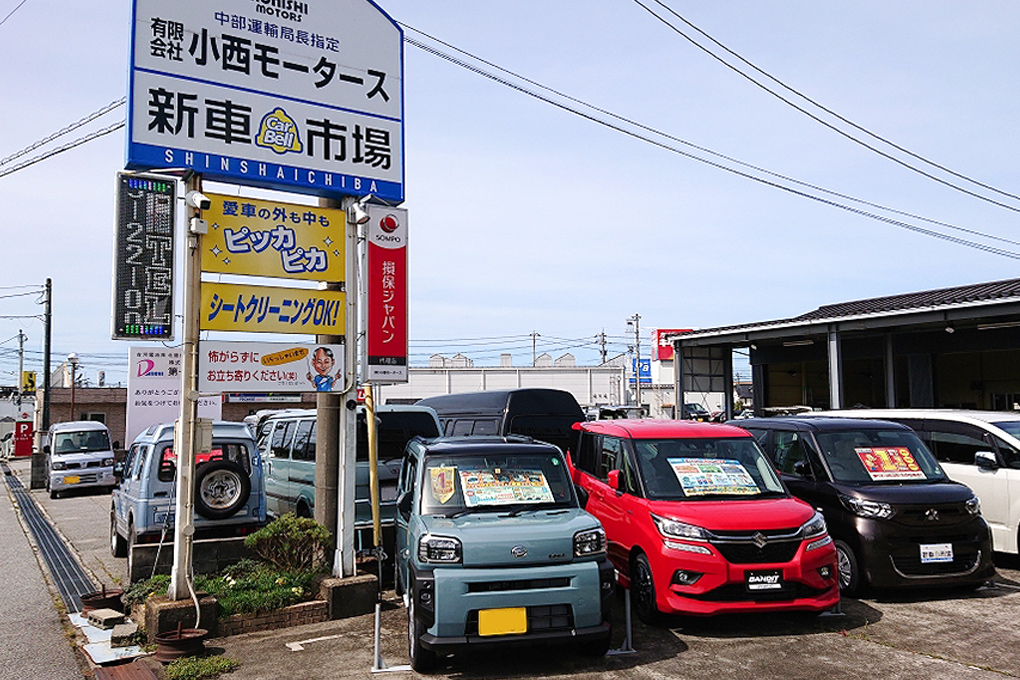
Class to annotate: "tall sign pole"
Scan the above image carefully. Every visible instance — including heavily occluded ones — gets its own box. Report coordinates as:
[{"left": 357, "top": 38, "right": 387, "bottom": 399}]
[{"left": 169, "top": 174, "right": 204, "bottom": 601}]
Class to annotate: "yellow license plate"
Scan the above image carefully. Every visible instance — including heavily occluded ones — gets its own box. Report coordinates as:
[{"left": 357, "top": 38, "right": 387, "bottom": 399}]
[
  {"left": 477, "top": 607, "right": 527, "bottom": 636},
  {"left": 63, "top": 475, "right": 81, "bottom": 485}
]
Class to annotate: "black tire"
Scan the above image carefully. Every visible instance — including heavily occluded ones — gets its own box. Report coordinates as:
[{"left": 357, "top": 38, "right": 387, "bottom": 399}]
[
  {"left": 835, "top": 539, "right": 863, "bottom": 596},
  {"left": 407, "top": 589, "right": 436, "bottom": 673},
  {"left": 49, "top": 490, "right": 59, "bottom": 500},
  {"left": 195, "top": 460, "right": 250, "bottom": 520},
  {"left": 110, "top": 510, "right": 127, "bottom": 558},
  {"left": 631, "top": 552, "right": 661, "bottom": 626}
]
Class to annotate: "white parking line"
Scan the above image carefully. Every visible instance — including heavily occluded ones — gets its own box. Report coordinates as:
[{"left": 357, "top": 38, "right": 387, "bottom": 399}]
[{"left": 286, "top": 633, "right": 346, "bottom": 651}]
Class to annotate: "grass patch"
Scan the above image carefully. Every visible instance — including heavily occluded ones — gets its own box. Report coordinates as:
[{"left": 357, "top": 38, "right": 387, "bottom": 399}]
[{"left": 165, "top": 655, "right": 240, "bottom": 680}]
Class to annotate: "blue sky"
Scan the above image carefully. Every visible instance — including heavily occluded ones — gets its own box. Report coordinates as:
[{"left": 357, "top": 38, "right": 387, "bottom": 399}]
[{"left": 2, "top": 1, "right": 1019, "bottom": 386}]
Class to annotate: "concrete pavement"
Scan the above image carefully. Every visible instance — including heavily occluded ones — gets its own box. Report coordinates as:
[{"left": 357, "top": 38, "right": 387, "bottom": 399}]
[{"left": 0, "top": 459, "right": 84, "bottom": 679}]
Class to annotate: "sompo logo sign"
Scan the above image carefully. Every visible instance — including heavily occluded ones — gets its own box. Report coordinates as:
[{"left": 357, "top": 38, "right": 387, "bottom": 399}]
[
  {"left": 136, "top": 359, "right": 164, "bottom": 378},
  {"left": 255, "top": 108, "right": 303, "bottom": 155}
]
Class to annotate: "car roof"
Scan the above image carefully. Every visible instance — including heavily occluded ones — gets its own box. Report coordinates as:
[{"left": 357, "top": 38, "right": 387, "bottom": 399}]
[
  {"left": 733, "top": 416, "right": 913, "bottom": 433},
  {"left": 414, "top": 436, "right": 560, "bottom": 456},
  {"left": 808, "top": 409, "right": 1020, "bottom": 425},
  {"left": 576, "top": 419, "right": 752, "bottom": 439},
  {"left": 135, "top": 420, "right": 255, "bottom": 443},
  {"left": 50, "top": 420, "right": 108, "bottom": 432}
]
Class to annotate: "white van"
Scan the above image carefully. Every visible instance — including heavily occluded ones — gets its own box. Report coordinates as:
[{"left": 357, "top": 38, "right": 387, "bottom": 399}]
[
  {"left": 44, "top": 421, "right": 117, "bottom": 499},
  {"left": 810, "top": 409, "right": 1020, "bottom": 555}
]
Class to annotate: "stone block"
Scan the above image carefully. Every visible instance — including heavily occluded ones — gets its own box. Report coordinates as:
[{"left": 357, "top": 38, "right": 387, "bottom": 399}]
[
  {"left": 318, "top": 573, "right": 377, "bottom": 620},
  {"left": 87, "top": 608, "right": 125, "bottom": 629},
  {"left": 111, "top": 622, "right": 139, "bottom": 647}
]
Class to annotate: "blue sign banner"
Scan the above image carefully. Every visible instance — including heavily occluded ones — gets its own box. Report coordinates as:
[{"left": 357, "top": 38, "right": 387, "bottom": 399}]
[{"left": 630, "top": 358, "right": 652, "bottom": 385}]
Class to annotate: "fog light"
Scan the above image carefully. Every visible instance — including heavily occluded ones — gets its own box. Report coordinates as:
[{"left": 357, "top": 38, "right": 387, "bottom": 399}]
[
  {"left": 818, "top": 565, "right": 832, "bottom": 580},
  {"left": 671, "top": 570, "right": 702, "bottom": 586}
]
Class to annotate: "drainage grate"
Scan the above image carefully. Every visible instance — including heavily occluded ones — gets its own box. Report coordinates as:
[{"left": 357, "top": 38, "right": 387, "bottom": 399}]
[{"left": 2, "top": 461, "right": 97, "bottom": 612}]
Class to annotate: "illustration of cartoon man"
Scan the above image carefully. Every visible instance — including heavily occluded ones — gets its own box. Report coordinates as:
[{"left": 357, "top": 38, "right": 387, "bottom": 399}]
[{"left": 307, "top": 347, "right": 340, "bottom": 391}]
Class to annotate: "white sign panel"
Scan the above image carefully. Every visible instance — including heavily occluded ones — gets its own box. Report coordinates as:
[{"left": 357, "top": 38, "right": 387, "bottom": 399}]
[
  {"left": 127, "top": 348, "right": 222, "bottom": 446},
  {"left": 199, "top": 340, "right": 345, "bottom": 393},
  {"left": 126, "top": 0, "right": 404, "bottom": 202}
]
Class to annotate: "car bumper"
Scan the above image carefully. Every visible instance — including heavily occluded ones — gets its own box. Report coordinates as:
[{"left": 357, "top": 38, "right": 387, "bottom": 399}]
[
  {"left": 50, "top": 469, "right": 116, "bottom": 491},
  {"left": 854, "top": 517, "right": 996, "bottom": 589},
  {"left": 648, "top": 537, "right": 840, "bottom": 616},
  {"left": 413, "top": 558, "right": 613, "bottom": 648}
]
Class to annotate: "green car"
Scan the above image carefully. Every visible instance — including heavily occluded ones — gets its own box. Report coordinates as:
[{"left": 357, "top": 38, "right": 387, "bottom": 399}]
[{"left": 395, "top": 436, "right": 614, "bottom": 672}]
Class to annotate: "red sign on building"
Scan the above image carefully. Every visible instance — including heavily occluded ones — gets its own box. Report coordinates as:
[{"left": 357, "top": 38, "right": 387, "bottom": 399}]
[
  {"left": 13, "top": 420, "right": 33, "bottom": 458},
  {"left": 366, "top": 205, "right": 408, "bottom": 383},
  {"left": 652, "top": 328, "right": 692, "bottom": 362}
]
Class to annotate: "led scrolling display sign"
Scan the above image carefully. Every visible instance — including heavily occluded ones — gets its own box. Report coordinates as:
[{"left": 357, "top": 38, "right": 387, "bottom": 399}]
[{"left": 112, "top": 172, "right": 176, "bottom": 340}]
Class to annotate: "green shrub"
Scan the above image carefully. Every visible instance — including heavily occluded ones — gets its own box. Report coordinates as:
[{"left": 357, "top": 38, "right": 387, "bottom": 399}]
[
  {"left": 123, "top": 574, "right": 171, "bottom": 608},
  {"left": 243, "top": 513, "right": 331, "bottom": 571},
  {"left": 165, "top": 655, "right": 240, "bottom": 680}
]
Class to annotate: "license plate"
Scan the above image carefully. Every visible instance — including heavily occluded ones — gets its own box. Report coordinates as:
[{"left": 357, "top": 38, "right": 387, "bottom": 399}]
[
  {"left": 745, "top": 569, "right": 784, "bottom": 592},
  {"left": 477, "top": 607, "right": 527, "bottom": 636},
  {"left": 920, "top": 543, "right": 953, "bottom": 564},
  {"left": 381, "top": 485, "right": 398, "bottom": 502},
  {"left": 63, "top": 475, "right": 81, "bottom": 485}
]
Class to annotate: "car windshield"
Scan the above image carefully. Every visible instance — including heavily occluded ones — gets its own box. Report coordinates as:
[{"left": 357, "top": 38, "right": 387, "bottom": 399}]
[
  {"left": 53, "top": 430, "right": 110, "bottom": 454},
  {"left": 813, "top": 429, "right": 946, "bottom": 484},
  {"left": 420, "top": 450, "right": 574, "bottom": 516},
  {"left": 632, "top": 437, "right": 785, "bottom": 500},
  {"left": 991, "top": 421, "right": 1020, "bottom": 440}
]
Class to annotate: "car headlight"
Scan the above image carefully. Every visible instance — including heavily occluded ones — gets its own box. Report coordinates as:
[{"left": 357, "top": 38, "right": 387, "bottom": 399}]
[
  {"left": 417, "top": 534, "right": 462, "bottom": 564},
  {"left": 102, "top": 458, "right": 115, "bottom": 467},
  {"left": 800, "top": 511, "right": 828, "bottom": 539},
  {"left": 51, "top": 461, "right": 66, "bottom": 471},
  {"left": 573, "top": 527, "right": 606, "bottom": 557},
  {"left": 651, "top": 513, "right": 710, "bottom": 541},
  {"left": 840, "top": 495, "right": 894, "bottom": 519},
  {"left": 965, "top": 496, "right": 981, "bottom": 516}
]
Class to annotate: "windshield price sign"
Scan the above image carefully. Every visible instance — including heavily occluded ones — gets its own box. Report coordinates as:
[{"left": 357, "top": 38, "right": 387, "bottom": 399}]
[
  {"left": 202, "top": 193, "right": 345, "bottom": 281},
  {"left": 126, "top": 0, "right": 404, "bottom": 202},
  {"left": 112, "top": 172, "right": 176, "bottom": 341}
]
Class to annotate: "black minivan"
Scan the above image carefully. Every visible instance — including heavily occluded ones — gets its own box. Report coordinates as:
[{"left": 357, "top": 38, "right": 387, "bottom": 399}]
[
  {"left": 415, "top": 388, "right": 586, "bottom": 454},
  {"left": 732, "top": 417, "right": 995, "bottom": 594}
]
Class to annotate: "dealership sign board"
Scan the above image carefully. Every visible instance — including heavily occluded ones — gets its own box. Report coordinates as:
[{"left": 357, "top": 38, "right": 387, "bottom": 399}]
[
  {"left": 199, "top": 340, "right": 345, "bottom": 392},
  {"left": 653, "top": 328, "right": 692, "bottom": 362},
  {"left": 127, "top": 348, "right": 221, "bottom": 446},
  {"left": 202, "top": 193, "right": 345, "bottom": 281},
  {"left": 126, "top": 0, "right": 404, "bottom": 202},
  {"left": 365, "top": 204, "right": 407, "bottom": 382},
  {"left": 201, "top": 281, "right": 345, "bottom": 334}
]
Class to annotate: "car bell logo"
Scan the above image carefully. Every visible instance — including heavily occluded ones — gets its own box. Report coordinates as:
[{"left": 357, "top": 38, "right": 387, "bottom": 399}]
[{"left": 255, "top": 107, "right": 303, "bottom": 155}]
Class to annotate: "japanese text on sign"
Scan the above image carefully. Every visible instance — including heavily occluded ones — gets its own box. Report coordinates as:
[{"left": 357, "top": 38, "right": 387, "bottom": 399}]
[{"left": 201, "top": 282, "right": 345, "bottom": 334}]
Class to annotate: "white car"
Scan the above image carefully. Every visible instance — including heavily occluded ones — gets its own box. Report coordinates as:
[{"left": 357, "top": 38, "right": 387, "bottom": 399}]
[{"left": 808, "top": 409, "right": 1020, "bottom": 555}]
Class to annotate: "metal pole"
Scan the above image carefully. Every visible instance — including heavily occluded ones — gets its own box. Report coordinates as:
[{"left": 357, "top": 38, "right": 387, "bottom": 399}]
[
  {"left": 32, "top": 279, "right": 52, "bottom": 488},
  {"left": 17, "top": 330, "right": 24, "bottom": 408},
  {"left": 169, "top": 174, "right": 203, "bottom": 601},
  {"left": 69, "top": 361, "right": 76, "bottom": 419}
]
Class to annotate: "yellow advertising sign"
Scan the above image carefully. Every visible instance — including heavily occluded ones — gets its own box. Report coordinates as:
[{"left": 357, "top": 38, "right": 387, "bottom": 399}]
[
  {"left": 201, "top": 282, "right": 345, "bottom": 335},
  {"left": 21, "top": 371, "right": 36, "bottom": 392},
  {"left": 202, "top": 193, "right": 345, "bottom": 281}
]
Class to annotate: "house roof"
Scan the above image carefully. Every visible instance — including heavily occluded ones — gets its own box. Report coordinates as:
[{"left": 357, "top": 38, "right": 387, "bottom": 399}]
[{"left": 669, "top": 277, "right": 1020, "bottom": 345}]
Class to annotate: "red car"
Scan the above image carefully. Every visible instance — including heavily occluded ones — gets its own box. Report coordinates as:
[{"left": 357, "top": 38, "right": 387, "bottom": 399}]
[{"left": 569, "top": 419, "right": 839, "bottom": 623}]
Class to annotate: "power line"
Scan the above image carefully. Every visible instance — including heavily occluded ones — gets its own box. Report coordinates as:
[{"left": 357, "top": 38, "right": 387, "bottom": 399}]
[
  {"left": 0, "top": 98, "right": 125, "bottom": 167},
  {"left": 401, "top": 25, "right": 1020, "bottom": 260},
  {"left": 0, "top": 0, "right": 28, "bottom": 30},
  {"left": 634, "top": 0, "right": 1020, "bottom": 214},
  {"left": 0, "top": 121, "right": 124, "bottom": 179}
]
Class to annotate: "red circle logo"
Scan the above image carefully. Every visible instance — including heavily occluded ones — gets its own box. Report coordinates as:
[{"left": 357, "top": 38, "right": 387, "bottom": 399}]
[{"left": 379, "top": 214, "right": 399, "bottom": 233}]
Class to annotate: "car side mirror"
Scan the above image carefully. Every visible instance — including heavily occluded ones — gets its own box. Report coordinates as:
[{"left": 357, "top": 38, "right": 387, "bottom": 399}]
[
  {"left": 43, "top": 444, "right": 50, "bottom": 454},
  {"left": 574, "top": 483, "right": 589, "bottom": 509},
  {"left": 397, "top": 491, "right": 412, "bottom": 519},
  {"left": 607, "top": 469, "right": 621, "bottom": 491},
  {"left": 113, "top": 461, "right": 124, "bottom": 479},
  {"left": 975, "top": 450, "right": 999, "bottom": 470},
  {"left": 793, "top": 460, "right": 814, "bottom": 478}
]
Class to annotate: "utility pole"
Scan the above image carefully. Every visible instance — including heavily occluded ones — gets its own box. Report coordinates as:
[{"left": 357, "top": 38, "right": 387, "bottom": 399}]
[
  {"left": 16, "top": 330, "right": 24, "bottom": 408},
  {"left": 595, "top": 330, "right": 608, "bottom": 365},
  {"left": 32, "top": 279, "right": 52, "bottom": 489},
  {"left": 531, "top": 331, "right": 540, "bottom": 367},
  {"left": 627, "top": 314, "right": 642, "bottom": 409}
]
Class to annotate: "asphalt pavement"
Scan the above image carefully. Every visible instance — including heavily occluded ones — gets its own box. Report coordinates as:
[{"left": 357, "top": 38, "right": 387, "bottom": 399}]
[{"left": 5, "top": 455, "right": 1020, "bottom": 680}]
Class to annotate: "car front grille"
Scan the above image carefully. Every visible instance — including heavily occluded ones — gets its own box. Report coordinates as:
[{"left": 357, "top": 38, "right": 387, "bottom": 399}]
[
  {"left": 712, "top": 540, "right": 800, "bottom": 564},
  {"left": 467, "top": 577, "right": 571, "bottom": 593}
]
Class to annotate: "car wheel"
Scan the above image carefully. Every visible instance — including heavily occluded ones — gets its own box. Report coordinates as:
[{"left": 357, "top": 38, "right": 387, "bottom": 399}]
[
  {"left": 631, "top": 552, "right": 661, "bottom": 626},
  {"left": 835, "top": 539, "right": 863, "bottom": 596},
  {"left": 195, "top": 460, "right": 250, "bottom": 520},
  {"left": 110, "top": 509, "right": 127, "bottom": 558},
  {"left": 49, "top": 489, "right": 59, "bottom": 500},
  {"left": 407, "top": 587, "right": 436, "bottom": 673}
]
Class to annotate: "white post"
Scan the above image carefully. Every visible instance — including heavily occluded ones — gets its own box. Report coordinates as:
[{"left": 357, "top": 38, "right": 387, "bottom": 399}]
[{"left": 334, "top": 197, "right": 359, "bottom": 577}]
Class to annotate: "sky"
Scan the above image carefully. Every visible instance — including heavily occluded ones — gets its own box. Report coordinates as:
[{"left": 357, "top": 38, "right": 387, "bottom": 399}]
[{"left": 2, "top": 0, "right": 1019, "bottom": 388}]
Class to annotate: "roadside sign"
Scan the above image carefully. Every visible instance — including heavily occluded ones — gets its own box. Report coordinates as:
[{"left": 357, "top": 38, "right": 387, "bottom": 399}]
[
  {"left": 630, "top": 358, "right": 652, "bottom": 385},
  {"left": 202, "top": 193, "right": 345, "bottom": 281},
  {"left": 125, "top": 0, "right": 404, "bottom": 202},
  {"left": 199, "top": 340, "right": 346, "bottom": 393},
  {"left": 200, "top": 281, "right": 345, "bottom": 334},
  {"left": 365, "top": 205, "right": 407, "bottom": 383},
  {"left": 21, "top": 371, "right": 36, "bottom": 393},
  {"left": 112, "top": 172, "right": 176, "bottom": 340},
  {"left": 653, "top": 328, "right": 692, "bottom": 361},
  {"left": 127, "top": 348, "right": 221, "bottom": 446}
]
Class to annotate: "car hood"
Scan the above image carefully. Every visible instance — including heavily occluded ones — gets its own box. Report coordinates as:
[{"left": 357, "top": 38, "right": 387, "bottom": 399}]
[
  {"left": 645, "top": 497, "right": 815, "bottom": 532},
  {"left": 420, "top": 509, "right": 600, "bottom": 567},
  {"left": 836, "top": 480, "right": 974, "bottom": 505},
  {"left": 51, "top": 452, "right": 113, "bottom": 467}
]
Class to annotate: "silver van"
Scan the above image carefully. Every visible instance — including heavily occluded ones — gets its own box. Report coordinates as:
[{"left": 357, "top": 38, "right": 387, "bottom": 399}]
[
  {"left": 812, "top": 409, "right": 1020, "bottom": 555},
  {"left": 255, "top": 405, "right": 441, "bottom": 533},
  {"left": 45, "top": 421, "right": 117, "bottom": 498}
]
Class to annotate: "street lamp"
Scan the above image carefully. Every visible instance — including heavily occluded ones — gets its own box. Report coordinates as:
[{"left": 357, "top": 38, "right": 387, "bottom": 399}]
[
  {"left": 67, "top": 353, "right": 79, "bottom": 421},
  {"left": 626, "top": 314, "right": 641, "bottom": 410}
]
